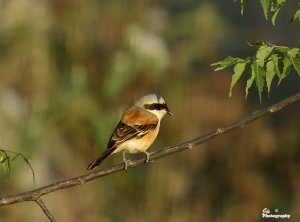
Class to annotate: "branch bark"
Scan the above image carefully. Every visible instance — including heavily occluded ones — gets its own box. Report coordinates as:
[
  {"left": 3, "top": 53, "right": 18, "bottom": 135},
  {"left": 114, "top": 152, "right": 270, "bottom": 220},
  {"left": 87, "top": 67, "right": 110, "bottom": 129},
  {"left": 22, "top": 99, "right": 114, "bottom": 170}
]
[
  {"left": 0, "top": 92, "right": 299, "bottom": 220},
  {"left": 35, "top": 198, "right": 56, "bottom": 222}
]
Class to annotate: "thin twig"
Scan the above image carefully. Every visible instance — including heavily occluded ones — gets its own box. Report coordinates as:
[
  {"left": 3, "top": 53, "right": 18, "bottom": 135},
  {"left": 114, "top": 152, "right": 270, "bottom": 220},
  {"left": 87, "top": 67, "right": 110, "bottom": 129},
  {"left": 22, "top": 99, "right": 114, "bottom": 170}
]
[
  {"left": 35, "top": 198, "right": 56, "bottom": 222},
  {"left": 0, "top": 92, "right": 299, "bottom": 210}
]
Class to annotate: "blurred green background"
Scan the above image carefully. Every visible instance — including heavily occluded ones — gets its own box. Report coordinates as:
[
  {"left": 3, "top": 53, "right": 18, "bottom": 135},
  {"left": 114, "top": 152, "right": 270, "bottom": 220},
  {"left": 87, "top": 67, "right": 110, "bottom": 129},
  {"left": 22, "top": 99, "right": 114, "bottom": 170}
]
[{"left": 0, "top": 0, "right": 299, "bottom": 221}]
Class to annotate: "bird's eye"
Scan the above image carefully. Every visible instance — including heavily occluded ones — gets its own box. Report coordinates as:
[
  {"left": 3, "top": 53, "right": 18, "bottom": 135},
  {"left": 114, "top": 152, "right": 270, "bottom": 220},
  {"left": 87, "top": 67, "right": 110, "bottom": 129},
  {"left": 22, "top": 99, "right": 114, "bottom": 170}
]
[{"left": 154, "top": 104, "right": 160, "bottom": 109}]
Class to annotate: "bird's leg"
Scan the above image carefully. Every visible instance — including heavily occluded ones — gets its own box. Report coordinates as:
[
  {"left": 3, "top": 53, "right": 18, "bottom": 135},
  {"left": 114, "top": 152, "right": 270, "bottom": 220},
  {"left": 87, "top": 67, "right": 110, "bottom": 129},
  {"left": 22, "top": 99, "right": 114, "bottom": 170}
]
[
  {"left": 123, "top": 152, "right": 128, "bottom": 170},
  {"left": 143, "top": 151, "right": 150, "bottom": 163}
]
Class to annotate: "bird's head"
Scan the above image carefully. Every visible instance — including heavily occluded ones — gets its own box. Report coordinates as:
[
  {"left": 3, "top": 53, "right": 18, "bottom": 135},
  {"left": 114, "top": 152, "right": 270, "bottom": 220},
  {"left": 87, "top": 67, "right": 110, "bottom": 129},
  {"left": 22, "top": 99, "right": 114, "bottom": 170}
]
[{"left": 135, "top": 94, "right": 173, "bottom": 120}]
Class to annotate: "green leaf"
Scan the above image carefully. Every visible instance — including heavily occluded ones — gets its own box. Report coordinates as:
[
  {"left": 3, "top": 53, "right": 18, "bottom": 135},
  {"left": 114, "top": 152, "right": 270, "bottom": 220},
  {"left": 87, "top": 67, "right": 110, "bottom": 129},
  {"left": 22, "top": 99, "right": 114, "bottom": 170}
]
[
  {"left": 290, "top": 8, "right": 300, "bottom": 22},
  {"left": 229, "top": 62, "right": 246, "bottom": 97},
  {"left": 245, "top": 63, "right": 256, "bottom": 99},
  {"left": 2, "top": 158, "right": 10, "bottom": 182},
  {"left": 288, "top": 48, "right": 300, "bottom": 76},
  {"left": 278, "top": 57, "right": 292, "bottom": 84},
  {"left": 245, "top": 62, "right": 265, "bottom": 102},
  {"left": 23, "top": 156, "right": 35, "bottom": 184},
  {"left": 271, "top": 8, "right": 280, "bottom": 25},
  {"left": 0, "top": 151, "right": 6, "bottom": 163},
  {"left": 288, "top": 48, "right": 300, "bottom": 58},
  {"left": 266, "top": 59, "right": 276, "bottom": 95},
  {"left": 276, "top": 46, "right": 289, "bottom": 54},
  {"left": 291, "top": 56, "right": 300, "bottom": 76},
  {"left": 256, "top": 45, "right": 273, "bottom": 67},
  {"left": 260, "top": 0, "right": 270, "bottom": 20},
  {"left": 211, "top": 56, "right": 240, "bottom": 71},
  {"left": 0, "top": 149, "right": 36, "bottom": 183},
  {"left": 270, "top": 0, "right": 286, "bottom": 25},
  {"left": 253, "top": 62, "right": 265, "bottom": 103},
  {"left": 241, "top": 0, "right": 248, "bottom": 15},
  {"left": 270, "top": 54, "right": 280, "bottom": 77},
  {"left": 0, "top": 151, "right": 11, "bottom": 182}
]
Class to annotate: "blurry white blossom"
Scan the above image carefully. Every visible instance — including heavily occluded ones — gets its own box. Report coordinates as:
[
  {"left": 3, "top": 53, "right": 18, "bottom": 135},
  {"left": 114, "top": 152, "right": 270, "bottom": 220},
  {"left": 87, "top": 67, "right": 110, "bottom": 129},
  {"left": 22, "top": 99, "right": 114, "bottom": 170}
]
[{"left": 126, "top": 24, "right": 170, "bottom": 73}]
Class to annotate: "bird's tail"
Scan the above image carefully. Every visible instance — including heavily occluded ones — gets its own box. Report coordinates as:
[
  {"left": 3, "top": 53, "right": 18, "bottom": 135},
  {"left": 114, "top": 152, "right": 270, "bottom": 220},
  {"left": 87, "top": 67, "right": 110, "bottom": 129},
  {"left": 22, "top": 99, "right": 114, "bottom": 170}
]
[{"left": 87, "top": 148, "right": 115, "bottom": 170}]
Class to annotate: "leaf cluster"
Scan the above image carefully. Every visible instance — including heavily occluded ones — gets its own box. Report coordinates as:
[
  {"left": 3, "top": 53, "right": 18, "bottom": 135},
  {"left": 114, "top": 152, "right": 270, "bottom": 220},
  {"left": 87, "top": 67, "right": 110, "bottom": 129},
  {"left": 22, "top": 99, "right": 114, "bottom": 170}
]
[
  {"left": 212, "top": 41, "right": 300, "bottom": 102},
  {"left": 237, "top": 0, "right": 300, "bottom": 25},
  {"left": 0, "top": 149, "right": 35, "bottom": 183}
]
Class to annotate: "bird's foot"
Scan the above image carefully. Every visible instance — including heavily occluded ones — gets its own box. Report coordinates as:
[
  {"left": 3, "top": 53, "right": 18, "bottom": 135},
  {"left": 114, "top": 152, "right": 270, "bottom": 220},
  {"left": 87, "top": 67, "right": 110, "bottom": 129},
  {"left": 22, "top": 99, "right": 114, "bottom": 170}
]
[
  {"left": 144, "top": 151, "right": 151, "bottom": 163},
  {"left": 123, "top": 159, "right": 132, "bottom": 170},
  {"left": 123, "top": 152, "right": 131, "bottom": 170}
]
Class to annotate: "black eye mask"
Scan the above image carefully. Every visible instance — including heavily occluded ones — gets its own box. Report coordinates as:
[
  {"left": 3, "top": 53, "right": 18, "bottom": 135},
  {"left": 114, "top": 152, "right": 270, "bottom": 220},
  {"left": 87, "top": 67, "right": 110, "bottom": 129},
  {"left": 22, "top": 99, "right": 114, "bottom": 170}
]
[{"left": 144, "top": 103, "right": 167, "bottom": 111}]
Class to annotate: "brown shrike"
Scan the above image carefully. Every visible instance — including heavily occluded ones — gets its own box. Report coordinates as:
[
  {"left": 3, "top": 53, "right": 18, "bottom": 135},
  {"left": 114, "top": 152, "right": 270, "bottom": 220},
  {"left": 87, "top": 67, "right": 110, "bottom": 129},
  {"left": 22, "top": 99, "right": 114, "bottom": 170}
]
[{"left": 87, "top": 94, "right": 173, "bottom": 170}]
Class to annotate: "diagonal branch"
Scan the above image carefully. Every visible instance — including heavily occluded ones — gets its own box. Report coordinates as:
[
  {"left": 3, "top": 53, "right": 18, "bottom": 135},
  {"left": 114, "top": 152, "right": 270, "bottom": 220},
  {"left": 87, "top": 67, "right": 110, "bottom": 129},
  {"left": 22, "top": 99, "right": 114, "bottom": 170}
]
[
  {"left": 35, "top": 198, "right": 56, "bottom": 222},
  {"left": 0, "top": 92, "right": 299, "bottom": 212}
]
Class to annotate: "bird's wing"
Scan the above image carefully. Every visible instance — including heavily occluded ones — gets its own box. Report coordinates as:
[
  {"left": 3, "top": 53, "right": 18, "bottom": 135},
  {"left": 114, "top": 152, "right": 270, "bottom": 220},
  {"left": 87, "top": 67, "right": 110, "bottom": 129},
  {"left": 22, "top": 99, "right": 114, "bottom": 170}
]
[
  {"left": 107, "top": 106, "right": 159, "bottom": 149},
  {"left": 107, "top": 121, "right": 158, "bottom": 149}
]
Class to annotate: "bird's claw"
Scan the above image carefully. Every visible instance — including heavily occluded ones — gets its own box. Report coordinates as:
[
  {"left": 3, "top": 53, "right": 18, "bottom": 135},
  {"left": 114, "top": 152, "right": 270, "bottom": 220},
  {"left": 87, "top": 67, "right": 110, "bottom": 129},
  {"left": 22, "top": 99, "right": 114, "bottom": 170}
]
[
  {"left": 144, "top": 152, "right": 151, "bottom": 164},
  {"left": 123, "top": 160, "right": 131, "bottom": 170}
]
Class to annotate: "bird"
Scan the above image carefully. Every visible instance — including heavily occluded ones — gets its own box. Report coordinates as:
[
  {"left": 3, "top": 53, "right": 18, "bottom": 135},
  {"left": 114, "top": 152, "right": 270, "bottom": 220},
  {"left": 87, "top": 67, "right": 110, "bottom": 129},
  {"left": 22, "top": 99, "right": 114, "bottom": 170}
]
[{"left": 87, "top": 94, "right": 173, "bottom": 170}]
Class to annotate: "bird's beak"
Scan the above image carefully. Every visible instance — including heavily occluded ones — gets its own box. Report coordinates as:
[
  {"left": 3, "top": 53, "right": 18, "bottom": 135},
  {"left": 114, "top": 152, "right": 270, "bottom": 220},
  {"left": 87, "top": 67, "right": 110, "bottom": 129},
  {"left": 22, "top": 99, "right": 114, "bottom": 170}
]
[{"left": 166, "top": 106, "right": 174, "bottom": 116}]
